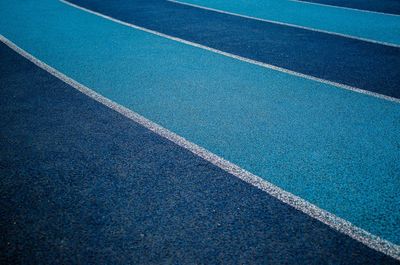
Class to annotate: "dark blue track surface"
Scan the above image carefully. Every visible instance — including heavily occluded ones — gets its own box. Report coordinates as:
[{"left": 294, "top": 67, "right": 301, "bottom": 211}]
[
  {"left": 1, "top": 43, "right": 399, "bottom": 264},
  {"left": 67, "top": 0, "right": 400, "bottom": 99},
  {"left": 297, "top": 0, "right": 400, "bottom": 15}
]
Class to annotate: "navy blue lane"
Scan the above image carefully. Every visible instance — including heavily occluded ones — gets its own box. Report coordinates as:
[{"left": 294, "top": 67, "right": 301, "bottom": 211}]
[
  {"left": 1, "top": 43, "right": 399, "bottom": 264},
  {"left": 297, "top": 0, "right": 400, "bottom": 15},
  {"left": 66, "top": 0, "right": 400, "bottom": 99}
]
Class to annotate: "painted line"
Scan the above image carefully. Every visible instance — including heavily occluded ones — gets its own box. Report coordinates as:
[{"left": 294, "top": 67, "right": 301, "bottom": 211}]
[
  {"left": 290, "top": 0, "right": 400, "bottom": 17},
  {"left": 1, "top": 34, "right": 400, "bottom": 260},
  {"left": 167, "top": 0, "right": 400, "bottom": 48},
  {"left": 60, "top": 0, "right": 400, "bottom": 104}
]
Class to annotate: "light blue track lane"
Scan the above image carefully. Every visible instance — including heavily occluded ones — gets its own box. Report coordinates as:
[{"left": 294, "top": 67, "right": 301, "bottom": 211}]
[
  {"left": 172, "top": 0, "right": 400, "bottom": 46},
  {"left": 1, "top": 0, "right": 399, "bottom": 245},
  {"left": 294, "top": 0, "right": 400, "bottom": 15}
]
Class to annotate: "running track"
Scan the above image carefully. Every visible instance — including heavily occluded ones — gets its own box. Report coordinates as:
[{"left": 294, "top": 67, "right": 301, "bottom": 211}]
[{"left": 1, "top": 0, "right": 399, "bottom": 263}]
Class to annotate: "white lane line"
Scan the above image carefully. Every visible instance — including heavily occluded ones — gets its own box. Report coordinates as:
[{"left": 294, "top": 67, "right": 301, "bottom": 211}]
[
  {"left": 60, "top": 0, "right": 400, "bottom": 104},
  {"left": 167, "top": 0, "right": 400, "bottom": 48},
  {"left": 1, "top": 34, "right": 399, "bottom": 261},
  {"left": 290, "top": 0, "right": 400, "bottom": 17}
]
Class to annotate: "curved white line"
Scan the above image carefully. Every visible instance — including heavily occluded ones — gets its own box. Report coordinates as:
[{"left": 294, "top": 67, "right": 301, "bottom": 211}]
[
  {"left": 290, "top": 0, "right": 400, "bottom": 17},
  {"left": 167, "top": 0, "right": 400, "bottom": 48},
  {"left": 1, "top": 34, "right": 399, "bottom": 260}
]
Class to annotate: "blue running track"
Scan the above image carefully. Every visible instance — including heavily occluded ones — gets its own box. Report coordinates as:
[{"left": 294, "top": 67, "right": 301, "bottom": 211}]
[
  {"left": 65, "top": 0, "right": 400, "bottom": 99},
  {"left": 1, "top": 0, "right": 400, "bottom": 263},
  {"left": 295, "top": 0, "right": 400, "bottom": 15},
  {"left": 1, "top": 40, "right": 397, "bottom": 265},
  {"left": 173, "top": 0, "right": 400, "bottom": 46}
]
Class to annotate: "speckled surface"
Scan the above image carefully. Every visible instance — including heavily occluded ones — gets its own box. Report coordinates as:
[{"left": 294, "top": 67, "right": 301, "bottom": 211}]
[
  {"left": 295, "top": 0, "right": 400, "bottom": 15},
  {"left": 171, "top": 0, "right": 400, "bottom": 45},
  {"left": 0, "top": 0, "right": 399, "bottom": 245},
  {"left": 1, "top": 40, "right": 399, "bottom": 265},
  {"left": 64, "top": 0, "right": 400, "bottom": 98}
]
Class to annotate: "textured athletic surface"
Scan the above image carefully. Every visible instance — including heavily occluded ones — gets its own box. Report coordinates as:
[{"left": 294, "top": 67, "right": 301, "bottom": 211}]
[
  {"left": 66, "top": 0, "right": 400, "bottom": 99},
  {"left": 296, "top": 0, "right": 400, "bottom": 15},
  {"left": 176, "top": 0, "right": 400, "bottom": 46},
  {"left": 2, "top": 42, "right": 398, "bottom": 264},
  {"left": 1, "top": 0, "right": 400, "bottom": 263},
  {"left": 2, "top": 0, "right": 399, "bottom": 244}
]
